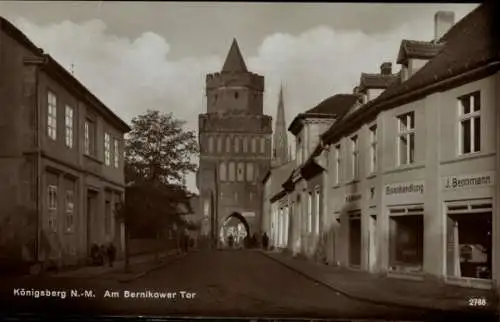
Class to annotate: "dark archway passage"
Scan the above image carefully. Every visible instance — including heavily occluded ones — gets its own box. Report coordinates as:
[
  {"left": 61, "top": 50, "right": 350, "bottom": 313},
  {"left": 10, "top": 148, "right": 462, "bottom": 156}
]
[{"left": 219, "top": 212, "right": 250, "bottom": 247}]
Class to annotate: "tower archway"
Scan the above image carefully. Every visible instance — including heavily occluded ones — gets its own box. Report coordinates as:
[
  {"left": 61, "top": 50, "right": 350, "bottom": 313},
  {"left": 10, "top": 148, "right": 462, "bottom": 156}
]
[{"left": 219, "top": 212, "right": 250, "bottom": 247}]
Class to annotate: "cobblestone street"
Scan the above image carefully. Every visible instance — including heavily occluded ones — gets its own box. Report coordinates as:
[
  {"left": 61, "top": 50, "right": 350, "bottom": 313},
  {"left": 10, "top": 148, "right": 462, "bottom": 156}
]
[{"left": 0, "top": 250, "right": 497, "bottom": 320}]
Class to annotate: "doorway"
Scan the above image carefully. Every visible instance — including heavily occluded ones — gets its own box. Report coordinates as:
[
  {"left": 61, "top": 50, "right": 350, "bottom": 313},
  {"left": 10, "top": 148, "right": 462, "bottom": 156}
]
[
  {"left": 86, "top": 190, "right": 98, "bottom": 255},
  {"left": 349, "top": 211, "right": 362, "bottom": 267},
  {"left": 219, "top": 212, "right": 250, "bottom": 248}
]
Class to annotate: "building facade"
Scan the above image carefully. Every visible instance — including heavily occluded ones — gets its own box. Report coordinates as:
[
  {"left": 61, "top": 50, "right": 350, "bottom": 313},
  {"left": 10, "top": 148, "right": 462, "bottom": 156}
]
[
  {"left": 0, "top": 18, "right": 130, "bottom": 268},
  {"left": 266, "top": 4, "right": 500, "bottom": 291},
  {"left": 197, "top": 39, "right": 272, "bottom": 244},
  {"left": 262, "top": 85, "right": 294, "bottom": 247}
]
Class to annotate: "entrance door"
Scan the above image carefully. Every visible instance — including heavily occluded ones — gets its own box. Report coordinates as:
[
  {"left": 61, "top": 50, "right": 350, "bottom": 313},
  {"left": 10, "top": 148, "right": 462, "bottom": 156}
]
[
  {"left": 349, "top": 216, "right": 362, "bottom": 266},
  {"left": 86, "top": 190, "right": 98, "bottom": 254}
]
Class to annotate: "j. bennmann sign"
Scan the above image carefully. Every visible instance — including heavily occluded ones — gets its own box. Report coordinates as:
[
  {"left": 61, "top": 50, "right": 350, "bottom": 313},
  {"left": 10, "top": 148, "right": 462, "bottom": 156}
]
[{"left": 442, "top": 171, "right": 495, "bottom": 190}]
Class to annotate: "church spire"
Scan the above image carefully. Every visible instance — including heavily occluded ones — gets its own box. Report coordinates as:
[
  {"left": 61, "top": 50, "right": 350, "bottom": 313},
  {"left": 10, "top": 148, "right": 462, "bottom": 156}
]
[
  {"left": 222, "top": 38, "right": 248, "bottom": 73},
  {"left": 272, "top": 83, "right": 289, "bottom": 166}
]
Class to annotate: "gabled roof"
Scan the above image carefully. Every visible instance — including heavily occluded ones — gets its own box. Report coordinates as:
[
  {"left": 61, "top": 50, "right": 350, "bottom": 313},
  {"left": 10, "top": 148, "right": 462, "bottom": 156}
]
[
  {"left": 288, "top": 94, "right": 359, "bottom": 135},
  {"left": 0, "top": 17, "right": 131, "bottom": 133},
  {"left": 396, "top": 40, "right": 445, "bottom": 65},
  {"left": 322, "top": 2, "right": 499, "bottom": 145},
  {"left": 222, "top": 38, "right": 248, "bottom": 73},
  {"left": 359, "top": 72, "right": 401, "bottom": 91}
]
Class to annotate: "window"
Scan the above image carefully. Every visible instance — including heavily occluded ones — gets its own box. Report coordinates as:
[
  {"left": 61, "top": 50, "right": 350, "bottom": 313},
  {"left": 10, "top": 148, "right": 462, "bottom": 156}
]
[
  {"left": 234, "top": 191, "right": 239, "bottom": 202},
  {"left": 47, "top": 185, "right": 57, "bottom": 232},
  {"left": 351, "top": 135, "right": 359, "bottom": 179},
  {"left": 246, "top": 163, "right": 254, "bottom": 182},
  {"left": 234, "top": 137, "right": 240, "bottom": 153},
  {"left": 114, "top": 139, "right": 119, "bottom": 168},
  {"left": 226, "top": 137, "right": 231, "bottom": 153},
  {"left": 249, "top": 192, "right": 254, "bottom": 201},
  {"left": 243, "top": 137, "right": 248, "bottom": 153},
  {"left": 251, "top": 137, "right": 257, "bottom": 153},
  {"left": 217, "top": 137, "right": 223, "bottom": 153},
  {"left": 66, "top": 190, "right": 74, "bottom": 232},
  {"left": 315, "top": 189, "right": 320, "bottom": 234},
  {"left": 390, "top": 213, "right": 423, "bottom": 270},
  {"left": 84, "top": 119, "right": 96, "bottom": 156},
  {"left": 104, "top": 133, "right": 111, "bottom": 166},
  {"left": 260, "top": 137, "right": 265, "bottom": 154},
  {"left": 105, "top": 201, "right": 111, "bottom": 235},
  {"left": 458, "top": 91, "right": 481, "bottom": 155},
  {"left": 334, "top": 144, "right": 341, "bottom": 184},
  {"left": 307, "top": 193, "right": 312, "bottom": 233},
  {"left": 228, "top": 162, "right": 236, "bottom": 182},
  {"left": 397, "top": 111, "right": 415, "bottom": 166},
  {"left": 208, "top": 136, "right": 214, "bottom": 153},
  {"left": 234, "top": 91, "right": 239, "bottom": 99},
  {"left": 65, "top": 105, "right": 74, "bottom": 148},
  {"left": 219, "top": 162, "right": 227, "bottom": 182},
  {"left": 237, "top": 162, "right": 245, "bottom": 182},
  {"left": 47, "top": 91, "right": 57, "bottom": 140},
  {"left": 369, "top": 125, "right": 377, "bottom": 173}
]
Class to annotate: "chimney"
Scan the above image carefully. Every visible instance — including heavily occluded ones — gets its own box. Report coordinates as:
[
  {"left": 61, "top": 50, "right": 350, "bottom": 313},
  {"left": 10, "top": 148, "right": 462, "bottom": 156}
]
[
  {"left": 380, "top": 62, "right": 392, "bottom": 75},
  {"left": 434, "top": 11, "right": 455, "bottom": 41}
]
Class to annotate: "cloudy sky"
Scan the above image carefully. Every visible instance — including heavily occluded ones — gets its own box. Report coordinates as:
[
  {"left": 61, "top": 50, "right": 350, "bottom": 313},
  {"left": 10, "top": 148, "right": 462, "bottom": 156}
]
[{"left": 0, "top": 1, "right": 478, "bottom": 192}]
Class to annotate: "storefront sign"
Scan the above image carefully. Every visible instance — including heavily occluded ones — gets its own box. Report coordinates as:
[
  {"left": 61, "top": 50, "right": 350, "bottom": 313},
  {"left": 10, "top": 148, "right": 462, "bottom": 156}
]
[
  {"left": 385, "top": 181, "right": 424, "bottom": 196},
  {"left": 345, "top": 194, "right": 362, "bottom": 203},
  {"left": 242, "top": 211, "right": 255, "bottom": 218},
  {"left": 443, "top": 171, "right": 495, "bottom": 190},
  {"left": 384, "top": 181, "right": 424, "bottom": 204}
]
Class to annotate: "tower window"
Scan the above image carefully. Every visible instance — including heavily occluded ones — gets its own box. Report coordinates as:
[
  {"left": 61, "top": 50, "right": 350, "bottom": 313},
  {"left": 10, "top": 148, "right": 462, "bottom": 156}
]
[{"left": 234, "top": 92, "right": 239, "bottom": 99}]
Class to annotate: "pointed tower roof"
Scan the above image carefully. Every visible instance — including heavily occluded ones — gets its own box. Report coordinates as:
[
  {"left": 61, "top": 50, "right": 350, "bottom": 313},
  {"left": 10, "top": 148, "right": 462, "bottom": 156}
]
[
  {"left": 272, "top": 83, "right": 289, "bottom": 167},
  {"left": 222, "top": 38, "right": 248, "bottom": 73}
]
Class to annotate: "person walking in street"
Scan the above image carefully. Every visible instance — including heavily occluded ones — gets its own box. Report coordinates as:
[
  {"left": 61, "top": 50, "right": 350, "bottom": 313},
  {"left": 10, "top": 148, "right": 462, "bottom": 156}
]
[
  {"left": 107, "top": 243, "right": 116, "bottom": 267},
  {"left": 262, "top": 232, "right": 269, "bottom": 250}
]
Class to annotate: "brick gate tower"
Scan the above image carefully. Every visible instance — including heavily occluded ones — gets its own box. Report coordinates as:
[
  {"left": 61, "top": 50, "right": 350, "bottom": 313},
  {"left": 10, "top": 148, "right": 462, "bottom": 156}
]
[{"left": 197, "top": 39, "right": 272, "bottom": 244}]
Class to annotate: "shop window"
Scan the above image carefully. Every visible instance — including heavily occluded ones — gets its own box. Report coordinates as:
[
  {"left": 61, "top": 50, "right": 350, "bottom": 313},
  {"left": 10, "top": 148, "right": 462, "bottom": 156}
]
[
  {"left": 446, "top": 201, "right": 492, "bottom": 280},
  {"left": 389, "top": 212, "right": 423, "bottom": 271}
]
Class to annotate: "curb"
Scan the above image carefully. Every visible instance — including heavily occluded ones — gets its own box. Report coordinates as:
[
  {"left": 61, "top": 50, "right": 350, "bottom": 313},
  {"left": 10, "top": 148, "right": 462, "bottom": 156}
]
[
  {"left": 258, "top": 251, "right": 497, "bottom": 317},
  {"left": 118, "top": 252, "right": 188, "bottom": 283}
]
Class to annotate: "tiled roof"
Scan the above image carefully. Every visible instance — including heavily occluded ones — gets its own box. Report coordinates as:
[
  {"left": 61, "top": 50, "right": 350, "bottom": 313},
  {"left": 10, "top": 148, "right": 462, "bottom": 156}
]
[
  {"left": 322, "top": 2, "right": 500, "bottom": 144},
  {"left": 222, "top": 38, "right": 248, "bottom": 73},
  {"left": 289, "top": 94, "right": 359, "bottom": 135},
  {"left": 379, "top": 2, "right": 499, "bottom": 105},
  {"left": 396, "top": 40, "right": 445, "bottom": 64},
  {"left": 305, "top": 94, "right": 359, "bottom": 116},
  {"left": 359, "top": 72, "right": 401, "bottom": 90}
]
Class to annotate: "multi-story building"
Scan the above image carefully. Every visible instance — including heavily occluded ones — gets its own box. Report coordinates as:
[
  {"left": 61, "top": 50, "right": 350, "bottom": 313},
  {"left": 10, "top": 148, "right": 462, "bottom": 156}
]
[
  {"left": 197, "top": 39, "right": 272, "bottom": 244},
  {"left": 0, "top": 18, "right": 130, "bottom": 268},
  {"left": 267, "top": 4, "right": 499, "bottom": 291}
]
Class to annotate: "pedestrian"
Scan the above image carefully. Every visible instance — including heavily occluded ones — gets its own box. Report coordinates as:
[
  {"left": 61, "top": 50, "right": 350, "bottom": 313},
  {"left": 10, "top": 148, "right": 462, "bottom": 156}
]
[
  {"left": 99, "top": 244, "right": 106, "bottom": 266},
  {"left": 107, "top": 243, "right": 116, "bottom": 267},
  {"left": 90, "top": 243, "right": 99, "bottom": 266},
  {"left": 262, "top": 232, "right": 269, "bottom": 250}
]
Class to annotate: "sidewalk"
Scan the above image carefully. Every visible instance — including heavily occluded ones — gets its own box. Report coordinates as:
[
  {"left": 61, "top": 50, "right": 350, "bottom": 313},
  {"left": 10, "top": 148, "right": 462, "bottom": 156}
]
[
  {"left": 51, "top": 249, "right": 182, "bottom": 279},
  {"left": 262, "top": 250, "right": 498, "bottom": 313}
]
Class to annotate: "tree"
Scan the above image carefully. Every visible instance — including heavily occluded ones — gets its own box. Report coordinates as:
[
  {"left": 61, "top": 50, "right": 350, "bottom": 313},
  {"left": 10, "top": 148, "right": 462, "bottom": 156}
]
[
  {"left": 120, "top": 109, "right": 198, "bottom": 264},
  {"left": 125, "top": 109, "right": 198, "bottom": 186}
]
